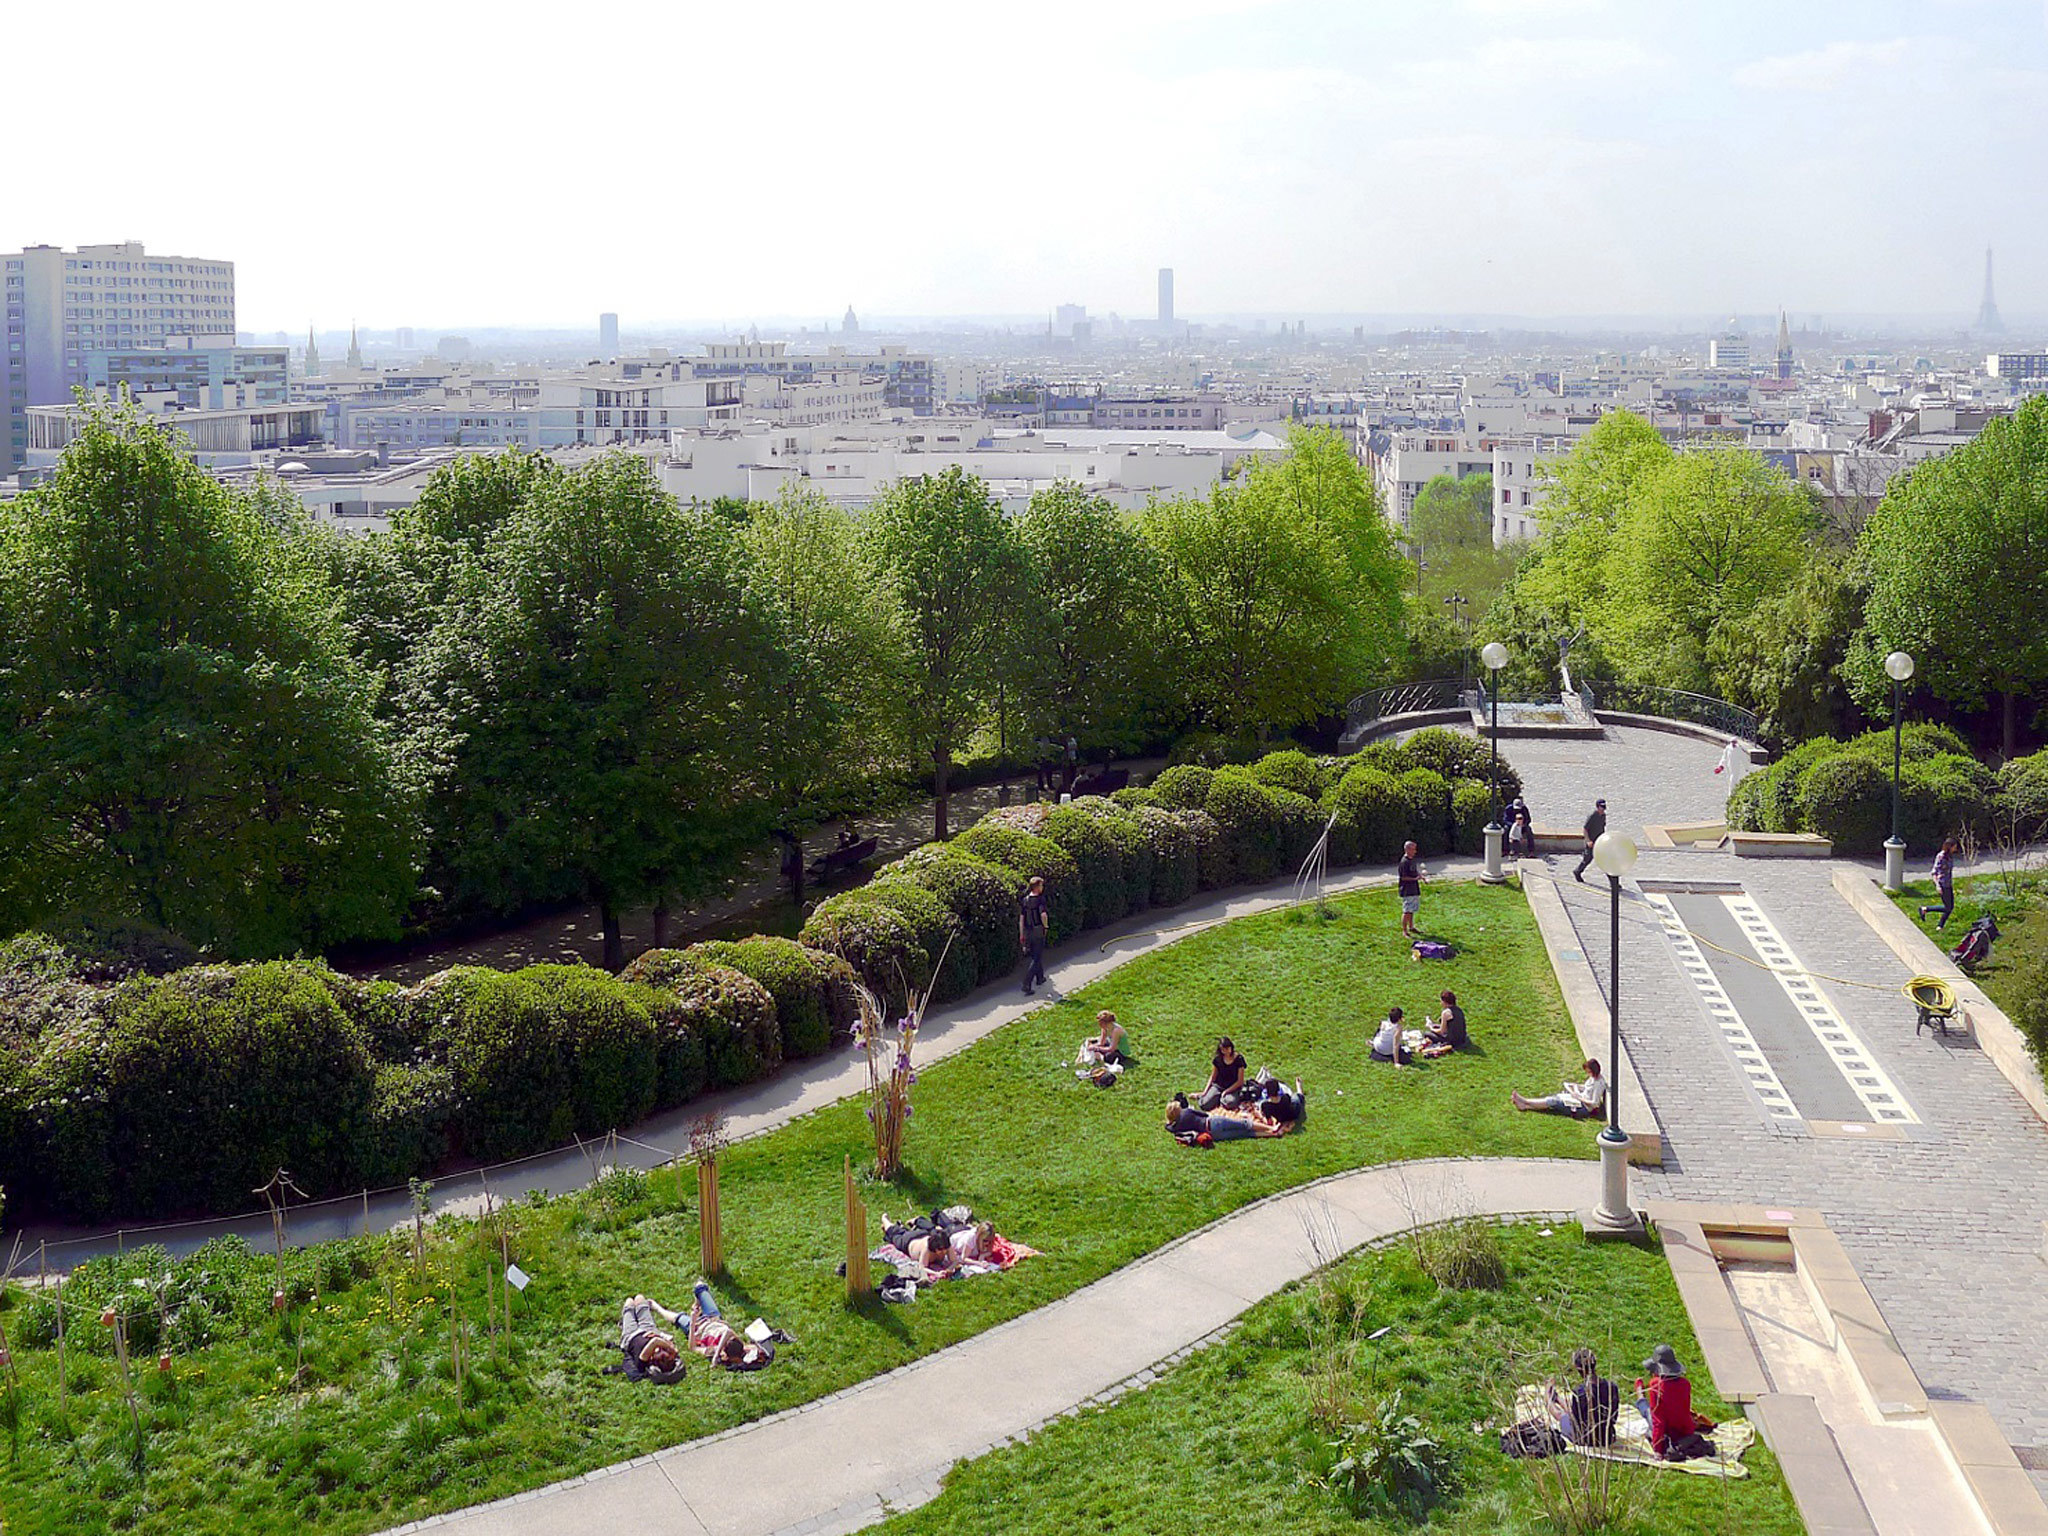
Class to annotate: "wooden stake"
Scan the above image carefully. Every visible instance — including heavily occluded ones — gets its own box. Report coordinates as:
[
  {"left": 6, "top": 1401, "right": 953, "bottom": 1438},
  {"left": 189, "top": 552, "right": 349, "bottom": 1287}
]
[
  {"left": 844, "top": 1156, "right": 871, "bottom": 1298},
  {"left": 698, "top": 1159, "right": 723, "bottom": 1276},
  {"left": 52, "top": 1261, "right": 66, "bottom": 1415}
]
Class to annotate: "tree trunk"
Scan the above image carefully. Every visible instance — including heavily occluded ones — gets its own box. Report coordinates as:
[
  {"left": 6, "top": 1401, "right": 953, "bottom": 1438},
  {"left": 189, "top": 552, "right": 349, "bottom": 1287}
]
[
  {"left": 2005, "top": 689, "right": 2019, "bottom": 760},
  {"left": 933, "top": 746, "right": 952, "bottom": 841},
  {"left": 651, "top": 899, "right": 670, "bottom": 951},
  {"left": 601, "top": 903, "right": 624, "bottom": 972}
]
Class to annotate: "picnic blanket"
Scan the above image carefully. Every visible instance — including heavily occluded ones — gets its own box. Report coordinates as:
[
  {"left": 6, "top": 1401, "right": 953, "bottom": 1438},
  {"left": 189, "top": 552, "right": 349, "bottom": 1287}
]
[
  {"left": 871, "top": 1233, "right": 1039, "bottom": 1284},
  {"left": 1511, "top": 1385, "right": 1755, "bottom": 1478}
]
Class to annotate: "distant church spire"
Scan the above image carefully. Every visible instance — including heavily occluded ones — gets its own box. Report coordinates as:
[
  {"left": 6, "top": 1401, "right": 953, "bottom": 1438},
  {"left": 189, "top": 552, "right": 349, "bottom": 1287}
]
[
  {"left": 843, "top": 305, "right": 859, "bottom": 335},
  {"left": 346, "top": 323, "right": 364, "bottom": 369},
  {"left": 305, "top": 325, "right": 322, "bottom": 377},
  {"left": 1977, "top": 247, "right": 2004, "bottom": 334},
  {"left": 1775, "top": 309, "right": 1793, "bottom": 381}
]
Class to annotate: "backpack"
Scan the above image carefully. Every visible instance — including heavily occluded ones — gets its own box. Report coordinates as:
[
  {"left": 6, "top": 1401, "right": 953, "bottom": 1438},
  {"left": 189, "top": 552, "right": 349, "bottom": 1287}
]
[
  {"left": 1412, "top": 940, "right": 1455, "bottom": 960},
  {"left": 1662, "top": 1429, "right": 1715, "bottom": 1462},
  {"left": 1500, "top": 1420, "right": 1567, "bottom": 1459}
]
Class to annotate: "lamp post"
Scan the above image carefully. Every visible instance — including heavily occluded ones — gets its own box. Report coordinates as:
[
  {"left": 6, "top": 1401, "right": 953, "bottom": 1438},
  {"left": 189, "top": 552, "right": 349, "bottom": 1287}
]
[
  {"left": 1883, "top": 651, "right": 1914, "bottom": 891},
  {"left": 1587, "top": 830, "right": 1643, "bottom": 1237},
  {"left": 1480, "top": 641, "right": 1509, "bottom": 884}
]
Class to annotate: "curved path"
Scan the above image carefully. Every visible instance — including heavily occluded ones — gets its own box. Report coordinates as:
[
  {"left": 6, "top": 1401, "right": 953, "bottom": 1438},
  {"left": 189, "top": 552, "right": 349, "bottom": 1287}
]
[{"left": 382, "top": 1156, "right": 1589, "bottom": 1536}]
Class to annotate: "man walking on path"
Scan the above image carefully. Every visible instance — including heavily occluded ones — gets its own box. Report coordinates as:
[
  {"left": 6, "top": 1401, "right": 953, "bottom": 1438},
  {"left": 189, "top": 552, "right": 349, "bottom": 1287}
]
[
  {"left": 1715, "top": 738, "right": 1745, "bottom": 777},
  {"left": 1398, "top": 840, "right": 1424, "bottom": 938},
  {"left": 1019, "top": 876, "right": 1051, "bottom": 994},
  {"left": 1573, "top": 799, "right": 1607, "bottom": 882}
]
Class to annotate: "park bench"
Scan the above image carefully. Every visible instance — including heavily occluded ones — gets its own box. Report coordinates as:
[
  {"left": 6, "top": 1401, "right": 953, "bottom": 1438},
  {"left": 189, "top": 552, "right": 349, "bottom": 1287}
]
[
  {"left": 1070, "top": 768, "right": 1130, "bottom": 799},
  {"left": 806, "top": 836, "right": 878, "bottom": 884}
]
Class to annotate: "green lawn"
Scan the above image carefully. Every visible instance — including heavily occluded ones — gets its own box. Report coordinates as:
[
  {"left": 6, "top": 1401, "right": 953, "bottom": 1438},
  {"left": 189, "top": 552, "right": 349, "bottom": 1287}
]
[
  {"left": 877, "top": 1223, "right": 1806, "bottom": 1536},
  {"left": 1889, "top": 871, "right": 2041, "bottom": 998},
  {"left": 0, "top": 882, "right": 1596, "bottom": 1535}
]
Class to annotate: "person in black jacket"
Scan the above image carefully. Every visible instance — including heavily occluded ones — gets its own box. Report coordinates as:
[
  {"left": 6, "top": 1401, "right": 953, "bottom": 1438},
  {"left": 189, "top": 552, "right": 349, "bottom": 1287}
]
[{"left": 1573, "top": 798, "right": 1607, "bottom": 882}]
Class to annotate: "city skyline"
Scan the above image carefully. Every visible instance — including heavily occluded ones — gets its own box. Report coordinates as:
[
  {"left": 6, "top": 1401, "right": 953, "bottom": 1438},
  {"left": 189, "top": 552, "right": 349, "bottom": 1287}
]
[{"left": 2, "top": 1, "right": 2044, "bottom": 330}]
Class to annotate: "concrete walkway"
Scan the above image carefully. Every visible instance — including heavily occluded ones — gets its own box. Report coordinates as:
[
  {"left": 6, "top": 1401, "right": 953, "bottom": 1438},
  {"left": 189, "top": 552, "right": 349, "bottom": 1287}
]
[
  {"left": 381, "top": 1157, "right": 1589, "bottom": 1536},
  {"left": 17, "top": 854, "right": 1483, "bottom": 1266}
]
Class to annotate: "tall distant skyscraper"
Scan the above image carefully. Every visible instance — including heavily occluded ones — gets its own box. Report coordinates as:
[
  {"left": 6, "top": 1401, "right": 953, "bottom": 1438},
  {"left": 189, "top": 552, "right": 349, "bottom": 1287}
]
[
  {"left": 2, "top": 240, "right": 237, "bottom": 470},
  {"left": 599, "top": 312, "right": 619, "bottom": 354},
  {"left": 1157, "top": 267, "right": 1174, "bottom": 327},
  {"left": 1977, "top": 247, "right": 2004, "bottom": 334}
]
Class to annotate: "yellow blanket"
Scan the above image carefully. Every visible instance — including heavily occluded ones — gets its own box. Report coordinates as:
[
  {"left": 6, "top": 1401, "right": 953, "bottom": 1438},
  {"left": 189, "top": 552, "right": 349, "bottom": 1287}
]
[{"left": 1511, "top": 1384, "right": 1755, "bottom": 1479}]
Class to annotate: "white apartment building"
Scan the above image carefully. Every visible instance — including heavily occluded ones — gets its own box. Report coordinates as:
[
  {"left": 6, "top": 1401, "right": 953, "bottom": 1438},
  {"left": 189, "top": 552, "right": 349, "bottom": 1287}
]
[
  {"left": 24, "top": 393, "right": 323, "bottom": 471},
  {"left": 738, "top": 371, "right": 886, "bottom": 426},
  {"left": 4, "top": 241, "right": 238, "bottom": 470},
  {"left": 338, "top": 377, "right": 743, "bottom": 452}
]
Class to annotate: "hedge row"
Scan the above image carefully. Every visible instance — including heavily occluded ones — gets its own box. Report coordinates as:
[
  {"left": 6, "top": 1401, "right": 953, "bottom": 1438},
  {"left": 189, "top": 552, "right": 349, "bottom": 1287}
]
[
  {"left": 1, "top": 730, "right": 1516, "bottom": 1221},
  {"left": 1726, "top": 724, "right": 2003, "bottom": 851},
  {"left": 0, "top": 934, "right": 855, "bottom": 1221},
  {"left": 797, "top": 730, "right": 1514, "bottom": 1006}
]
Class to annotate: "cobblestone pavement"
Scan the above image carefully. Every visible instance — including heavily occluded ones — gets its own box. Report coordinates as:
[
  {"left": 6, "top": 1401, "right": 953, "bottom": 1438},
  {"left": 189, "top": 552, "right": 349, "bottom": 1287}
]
[
  {"left": 1544, "top": 846, "right": 2048, "bottom": 1489},
  {"left": 1488, "top": 722, "right": 1756, "bottom": 842}
]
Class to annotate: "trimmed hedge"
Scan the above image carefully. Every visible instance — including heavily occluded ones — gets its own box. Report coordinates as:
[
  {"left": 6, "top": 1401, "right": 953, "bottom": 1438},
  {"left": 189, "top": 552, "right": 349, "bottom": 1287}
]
[
  {"left": 1727, "top": 724, "right": 1997, "bottom": 853},
  {"left": 2000, "top": 750, "right": 2048, "bottom": 842},
  {"left": 0, "top": 736, "right": 1530, "bottom": 1223},
  {"left": 684, "top": 936, "right": 855, "bottom": 1059}
]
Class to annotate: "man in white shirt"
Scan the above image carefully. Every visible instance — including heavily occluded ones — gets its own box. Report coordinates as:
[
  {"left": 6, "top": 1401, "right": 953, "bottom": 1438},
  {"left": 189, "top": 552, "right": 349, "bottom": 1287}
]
[
  {"left": 1512, "top": 1059, "right": 1608, "bottom": 1117},
  {"left": 1370, "top": 1007, "right": 1412, "bottom": 1065}
]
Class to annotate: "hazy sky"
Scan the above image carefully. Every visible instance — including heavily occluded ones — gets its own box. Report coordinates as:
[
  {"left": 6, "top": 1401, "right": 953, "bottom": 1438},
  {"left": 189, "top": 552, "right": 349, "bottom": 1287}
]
[{"left": 5, "top": 0, "right": 2043, "bottom": 330}]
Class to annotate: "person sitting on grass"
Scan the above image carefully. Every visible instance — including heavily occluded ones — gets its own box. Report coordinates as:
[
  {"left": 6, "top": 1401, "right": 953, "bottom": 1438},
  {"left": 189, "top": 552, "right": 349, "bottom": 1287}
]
[
  {"left": 687, "top": 1278, "right": 771, "bottom": 1369},
  {"left": 1419, "top": 989, "right": 1468, "bottom": 1059},
  {"left": 1199, "top": 1036, "right": 1247, "bottom": 1108},
  {"left": 1370, "top": 1007, "right": 1412, "bottom": 1065},
  {"left": 612, "top": 1295, "right": 688, "bottom": 1384},
  {"left": 1079, "top": 1009, "right": 1129, "bottom": 1066},
  {"left": 1547, "top": 1347, "right": 1620, "bottom": 1447},
  {"left": 1635, "top": 1345, "right": 1716, "bottom": 1460},
  {"left": 1511, "top": 1059, "right": 1607, "bottom": 1117}
]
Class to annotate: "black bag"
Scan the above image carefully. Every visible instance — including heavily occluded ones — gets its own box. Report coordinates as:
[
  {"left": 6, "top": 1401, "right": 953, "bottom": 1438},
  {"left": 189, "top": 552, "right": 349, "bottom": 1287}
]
[
  {"left": 1662, "top": 1430, "right": 1715, "bottom": 1462},
  {"left": 1500, "top": 1420, "right": 1567, "bottom": 1459}
]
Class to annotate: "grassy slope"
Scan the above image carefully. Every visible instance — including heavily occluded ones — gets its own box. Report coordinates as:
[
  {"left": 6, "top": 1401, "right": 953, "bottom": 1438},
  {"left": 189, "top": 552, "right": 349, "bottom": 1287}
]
[
  {"left": 877, "top": 1224, "right": 1806, "bottom": 1536},
  {"left": 1, "top": 882, "right": 1597, "bottom": 1535},
  {"left": 1889, "top": 872, "right": 2040, "bottom": 1006}
]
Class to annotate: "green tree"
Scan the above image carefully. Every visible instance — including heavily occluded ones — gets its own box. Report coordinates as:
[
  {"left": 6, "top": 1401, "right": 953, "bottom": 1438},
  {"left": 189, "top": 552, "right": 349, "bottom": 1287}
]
[
  {"left": 1850, "top": 395, "right": 2048, "bottom": 756},
  {"left": 1518, "top": 410, "right": 1672, "bottom": 629},
  {"left": 740, "top": 484, "right": 904, "bottom": 903},
  {"left": 1708, "top": 555, "right": 1867, "bottom": 744},
  {"left": 1012, "top": 482, "right": 1170, "bottom": 753},
  {"left": 415, "top": 453, "right": 773, "bottom": 967},
  {"left": 863, "top": 466, "right": 1024, "bottom": 840},
  {"left": 0, "top": 403, "right": 416, "bottom": 955},
  {"left": 1144, "top": 426, "right": 1406, "bottom": 735},
  {"left": 1597, "top": 447, "right": 1811, "bottom": 693}
]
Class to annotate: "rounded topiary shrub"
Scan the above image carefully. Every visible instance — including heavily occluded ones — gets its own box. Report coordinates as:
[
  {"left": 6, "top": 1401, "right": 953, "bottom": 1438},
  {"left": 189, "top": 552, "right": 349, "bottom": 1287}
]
[
  {"left": 432, "top": 967, "right": 576, "bottom": 1162},
  {"left": 1071, "top": 798, "right": 1156, "bottom": 914},
  {"left": 2000, "top": 750, "right": 2048, "bottom": 842},
  {"left": 85, "top": 962, "right": 378, "bottom": 1216},
  {"left": 1798, "top": 755, "right": 1891, "bottom": 851},
  {"left": 1204, "top": 768, "right": 1314, "bottom": 883},
  {"left": 668, "top": 962, "right": 780, "bottom": 1089},
  {"left": 1325, "top": 765, "right": 1408, "bottom": 866},
  {"left": 861, "top": 880, "right": 976, "bottom": 1002},
  {"left": 1349, "top": 741, "right": 1413, "bottom": 776},
  {"left": 1398, "top": 767, "right": 1455, "bottom": 856},
  {"left": 363, "top": 1061, "right": 458, "bottom": 1186},
  {"left": 686, "top": 936, "right": 852, "bottom": 1060},
  {"left": 885, "top": 846, "right": 1028, "bottom": 988},
  {"left": 1401, "top": 727, "right": 1524, "bottom": 803},
  {"left": 1248, "top": 749, "right": 1337, "bottom": 802},
  {"left": 799, "top": 893, "right": 933, "bottom": 1013},
  {"left": 627, "top": 982, "right": 709, "bottom": 1107},
  {"left": 1150, "top": 763, "right": 1215, "bottom": 812},
  {"left": 1166, "top": 731, "right": 1262, "bottom": 768},
  {"left": 952, "top": 816, "right": 1085, "bottom": 937},
  {"left": 1903, "top": 753, "right": 1998, "bottom": 848},
  {"left": 1110, "top": 784, "right": 1159, "bottom": 810},
  {"left": 520, "top": 964, "right": 660, "bottom": 1138},
  {"left": 1131, "top": 805, "right": 1201, "bottom": 907},
  {"left": 1452, "top": 779, "right": 1494, "bottom": 853},
  {"left": 1041, "top": 805, "right": 1132, "bottom": 928}
]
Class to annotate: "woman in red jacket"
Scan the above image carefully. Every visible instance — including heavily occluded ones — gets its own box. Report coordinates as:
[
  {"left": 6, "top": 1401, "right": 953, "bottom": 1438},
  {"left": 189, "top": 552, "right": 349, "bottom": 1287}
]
[{"left": 1634, "top": 1344, "right": 1716, "bottom": 1460}]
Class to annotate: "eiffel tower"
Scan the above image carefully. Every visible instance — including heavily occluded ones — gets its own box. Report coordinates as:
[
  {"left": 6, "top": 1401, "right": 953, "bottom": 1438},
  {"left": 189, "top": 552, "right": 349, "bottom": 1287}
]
[{"left": 1977, "top": 247, "right": 2004, "bottom": 334}]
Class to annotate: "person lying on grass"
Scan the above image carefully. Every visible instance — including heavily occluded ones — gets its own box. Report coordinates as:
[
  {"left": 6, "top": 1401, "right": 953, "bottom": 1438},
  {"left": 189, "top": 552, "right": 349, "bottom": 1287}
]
[
  {"left": 1165, "top": 1095, "right": 1289, "bottom": 1143},
  {"left": 687, "top": 1278, "right": 774, "bottom": 1370},
  {"left": 1255, "top": 1075, "right": 1306, "bottom": 1124},
  {"left": 610, "top": 1295, "right": 688, "bottom": 1383},
  {"left": 1511, "top": 1059, "right": 1607, "bottom": 1118}
]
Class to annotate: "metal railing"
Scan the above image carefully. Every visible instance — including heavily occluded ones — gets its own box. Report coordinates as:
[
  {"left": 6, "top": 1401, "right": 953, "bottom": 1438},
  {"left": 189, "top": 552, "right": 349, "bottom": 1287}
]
[
  {"left": 1342, "top": 679, "right": 1470, "bottom": 737},
  {"left": 1580, "top": 681, "right": 1761, "bottom": 744}
]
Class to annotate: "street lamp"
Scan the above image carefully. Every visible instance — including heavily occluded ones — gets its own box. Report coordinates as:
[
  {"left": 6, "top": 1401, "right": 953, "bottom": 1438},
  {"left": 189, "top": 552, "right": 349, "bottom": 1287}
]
[
  {"left": 1480, "top": 641, "right": 1509, "bottom": 884},
  {"left": 1883, "top": 651, "right": 1914, "bottom": 891},
  {"left": 1588, "top": 830, "right": 1643, "bottom": 1237}
]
